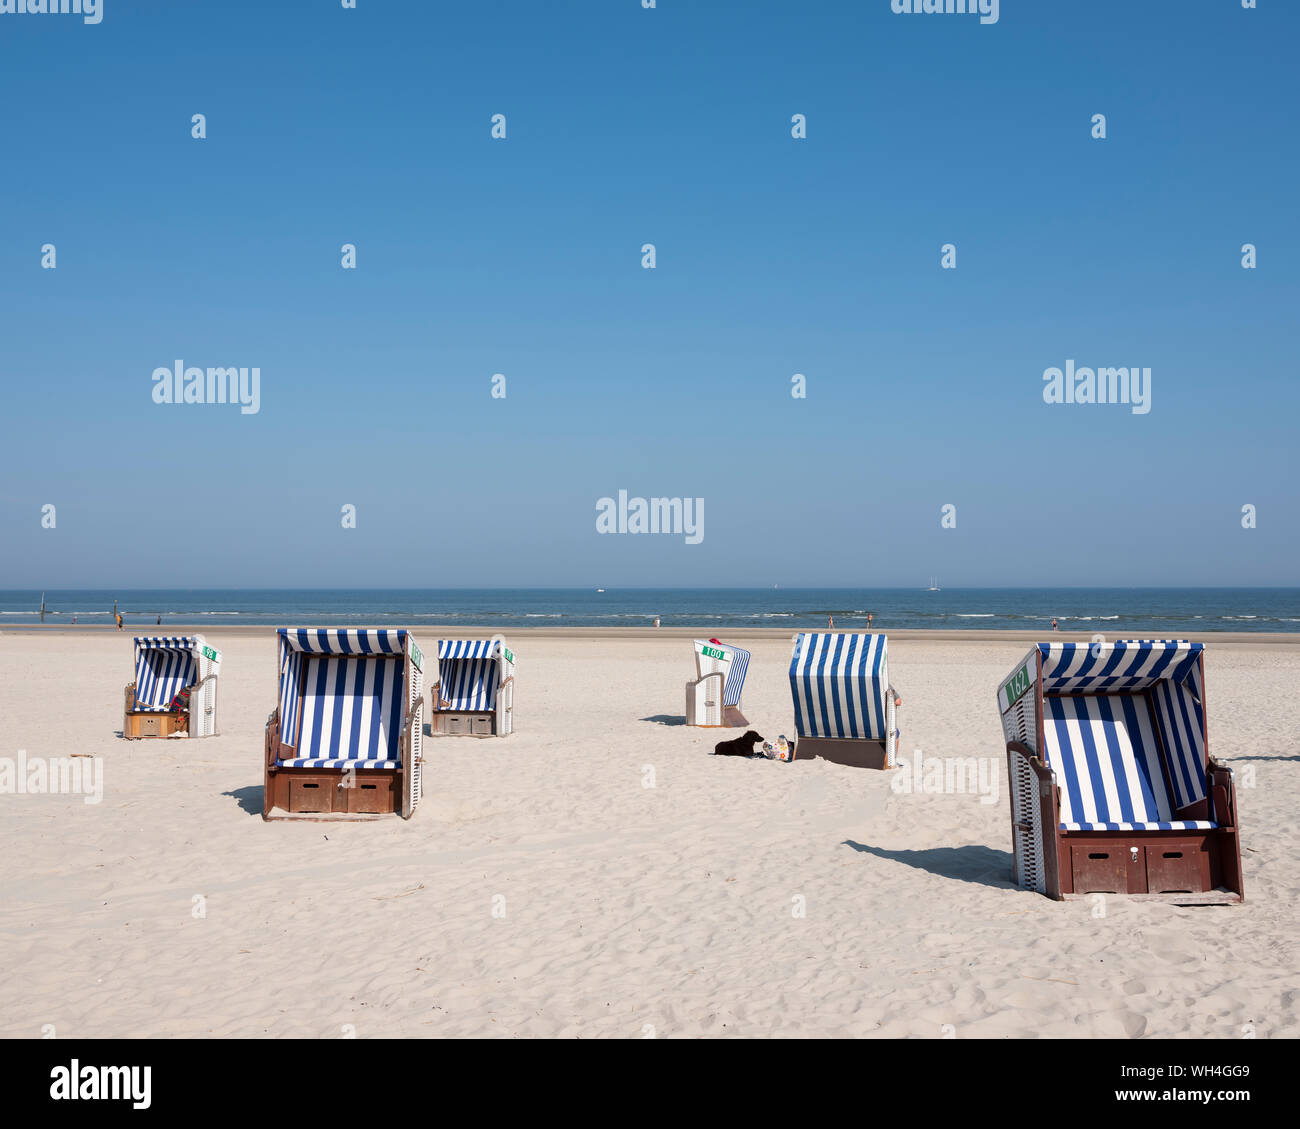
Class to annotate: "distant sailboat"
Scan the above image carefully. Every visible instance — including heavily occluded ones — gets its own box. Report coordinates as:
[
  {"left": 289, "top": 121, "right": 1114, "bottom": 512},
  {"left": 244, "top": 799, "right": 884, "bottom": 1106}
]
[
  {"left": 928, "top": 577, "right": 941, "bottom": 591},
  {"left": 596, "top": 588, "right": 605, "bottom": 593}
]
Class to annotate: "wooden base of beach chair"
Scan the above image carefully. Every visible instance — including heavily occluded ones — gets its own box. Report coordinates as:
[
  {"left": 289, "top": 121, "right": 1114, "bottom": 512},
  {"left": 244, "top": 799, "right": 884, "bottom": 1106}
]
[
  {"left": 1054, "top": 830, "right": 1243, "bottom": 903},
  {"left": 793, "top": 736, "right": 889, "bottom": 770},
  {"left": 432, "top": 710, "right": 499, "bottom": 737},
  {"left": 262, "top": 768, "right": 403, "bottom": 819},
  {"left": 123, "top": 710, "right": 188, "bottom": 739},
  {"left": 1007, "top": 742, "right": 1244, "bottom": 903}
]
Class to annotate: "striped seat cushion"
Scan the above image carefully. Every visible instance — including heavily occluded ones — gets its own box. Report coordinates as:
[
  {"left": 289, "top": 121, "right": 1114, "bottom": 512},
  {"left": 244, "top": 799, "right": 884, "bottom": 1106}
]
[
  {"left": 1062, "top": 821, "right": 1216, "bottom": 831},
  {"left": 1043, "top": 695, "right": 1216, "bottom": 833},
  {"left": 133, "top": 645, "right": 197, "bottom": 711},
  {"left": 437, "top": 640, "right": 500, "bottom": 711},
  {"left": 281, "top": 655, "right": 405, "bottom": 763},
  {"left": 790, "top": 633, "right": 889, "bottom": 741}
]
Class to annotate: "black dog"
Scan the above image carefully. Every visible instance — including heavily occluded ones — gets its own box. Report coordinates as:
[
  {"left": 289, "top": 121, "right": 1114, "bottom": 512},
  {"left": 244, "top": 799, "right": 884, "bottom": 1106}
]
[{"left": 713, "top": 730, "right": 765, "bottom": 757}]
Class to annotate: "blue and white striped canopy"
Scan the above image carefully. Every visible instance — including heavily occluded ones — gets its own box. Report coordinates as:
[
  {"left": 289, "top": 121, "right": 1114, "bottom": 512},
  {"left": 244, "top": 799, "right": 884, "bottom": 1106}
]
[
  {"left": 278, "top": 628, "right": 408, "bottom": 655},
  {"left": 789, "top": 633, "right": 889, "bottom": 741},
  {"left": 437, "top": 639, "right": 504, "bottom": 661},
  {"left": 1037, "top": 640, "right": 1202, "bottom": 695},
  {"left": 720, "top": 644, "right": 750, "bottom": 707},
  {"left": 132, "top": 637, "right": 199, "bottom": 711},
  {"left": 276, "top": 629, "right": 411, "bottom": 761},
  {"left": 437, "top": 639, "right": 507, "bottom": 711},
  {"left": 134, "top": 635, "right": 199, "bottom": 652}
]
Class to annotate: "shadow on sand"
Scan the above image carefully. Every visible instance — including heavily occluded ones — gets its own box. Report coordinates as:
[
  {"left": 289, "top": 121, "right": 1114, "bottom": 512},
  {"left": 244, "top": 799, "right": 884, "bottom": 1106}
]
[
  {"left": 843, "top": 841, "right": 1016, "bottom": 890},
  {"left": 640, "top": 714, "right": 688, "bottom": 727},
  {"left": 224, "top": 785, "right": 264, "bottom": 816}
]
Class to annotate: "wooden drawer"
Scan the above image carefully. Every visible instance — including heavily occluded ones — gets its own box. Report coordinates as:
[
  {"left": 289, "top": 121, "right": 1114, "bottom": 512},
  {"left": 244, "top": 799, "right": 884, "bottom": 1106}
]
[
  {"left": 346, "top": 776, "right": 394, "bottom": 814},
  {"left": 1070, "top": 843, "right": 1146, "bottom": 894},
  {"left": 289, "top": 778, "right": 335, "bottom": 813},
  {"left": 1146, "top": 842, "right": 1211, "bottom": 894},
  {"left": 437, "top": 713, "right": 496, "bottom": 736}
]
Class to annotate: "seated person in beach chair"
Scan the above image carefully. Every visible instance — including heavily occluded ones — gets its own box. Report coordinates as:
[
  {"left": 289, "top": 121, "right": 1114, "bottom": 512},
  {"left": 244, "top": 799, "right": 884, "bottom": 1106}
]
[
  {"left": 167, "top": 686, "right": 191, "bottom": 733},
  {"left": 998, "top": 640, "right": 1243, "bottom": 902}
]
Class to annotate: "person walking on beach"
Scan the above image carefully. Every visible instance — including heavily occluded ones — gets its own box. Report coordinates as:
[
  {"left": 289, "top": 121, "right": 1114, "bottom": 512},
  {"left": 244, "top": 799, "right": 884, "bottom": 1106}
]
[
  {"left": 653, "top": 616, "right": 660, "bottom": 628},
  {"left": 156, "top": 615, "right": 162, "bottom": 626},
  {"left": 867, "top": 611, "right": 873, "bottom": 630},
  {"left": 1051, "top": 617, "right": 1059, "bottom": 632},
  {"left": 116, "top": 612, "right": 123, "bottom": 631},
  {"left": 828, "top": 615, "right": 835, "bottom": 629}
]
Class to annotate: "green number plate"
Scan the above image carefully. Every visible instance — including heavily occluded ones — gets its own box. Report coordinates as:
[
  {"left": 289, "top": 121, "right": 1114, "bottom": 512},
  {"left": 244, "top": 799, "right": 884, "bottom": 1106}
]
[{"left": 1004, "top": 664, "right": 1031, "bottom": 707}]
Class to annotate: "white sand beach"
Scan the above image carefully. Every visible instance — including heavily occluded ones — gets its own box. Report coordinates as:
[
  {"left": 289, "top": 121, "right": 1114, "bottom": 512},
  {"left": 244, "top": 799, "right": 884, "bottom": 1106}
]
[{"left": 1, "top": 629, "right": 1297, "bottom": 1038}]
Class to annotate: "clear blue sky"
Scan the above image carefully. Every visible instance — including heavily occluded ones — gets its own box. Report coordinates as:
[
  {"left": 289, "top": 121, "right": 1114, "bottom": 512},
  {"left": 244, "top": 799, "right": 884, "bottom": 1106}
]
[{"left": 1, "top": 0, "right": 1295, "bottom": 588}]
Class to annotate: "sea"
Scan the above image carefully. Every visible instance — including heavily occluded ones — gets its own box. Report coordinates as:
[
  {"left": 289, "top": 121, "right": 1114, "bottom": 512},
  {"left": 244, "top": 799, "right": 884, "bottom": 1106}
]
[{"left": 2, "top": 588, "right": 1298, "bottom": 634}]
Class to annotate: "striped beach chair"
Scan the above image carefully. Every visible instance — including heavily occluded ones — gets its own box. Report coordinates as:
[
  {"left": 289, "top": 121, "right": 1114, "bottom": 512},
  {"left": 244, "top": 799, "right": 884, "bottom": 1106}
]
[
  {"left": 429, "top": 636, "right": 515, "bottom": 737},
  {"left": 788, "top": 633, "right": 900, "bottom": 768},
  {"left": 685, "top": 639, "right": 751, "bottom": 727},
  {"left": 998, "top": 640, "right": 1243, "bottom": 902},
  {"left": 123, "top": 635, "right": 221, "bottom": 738},
  {"left": 264, "top": 629, "right": 425, "bottom": 819}
]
